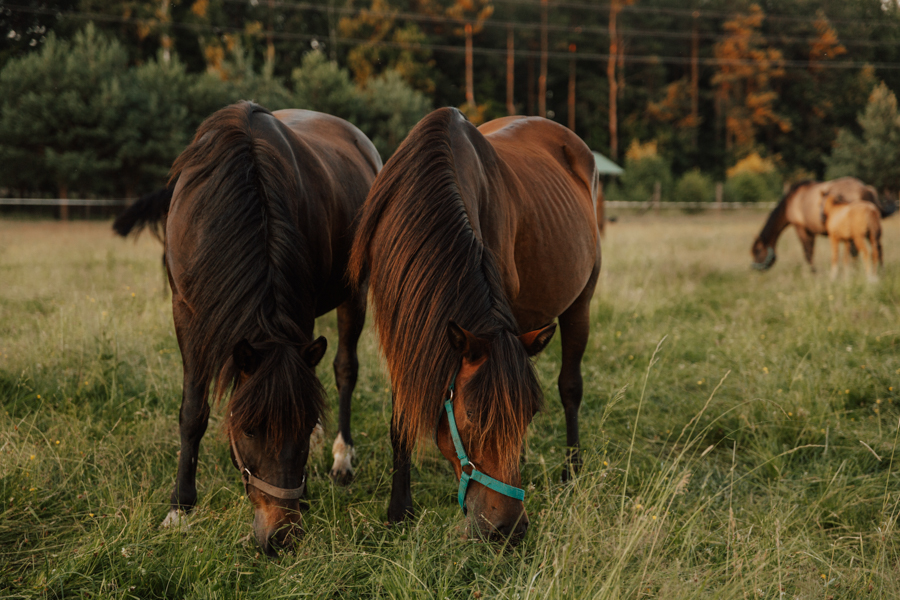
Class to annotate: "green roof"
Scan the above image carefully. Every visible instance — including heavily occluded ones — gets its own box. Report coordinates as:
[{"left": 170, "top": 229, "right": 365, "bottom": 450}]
[{"left": 592, "top": 151, "right": 624, "bottom": 176}]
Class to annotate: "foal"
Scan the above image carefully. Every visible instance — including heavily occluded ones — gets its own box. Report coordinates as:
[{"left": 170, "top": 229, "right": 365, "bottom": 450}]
[{"left": 823, "top": 194, "right": 882, "bottom": 282}]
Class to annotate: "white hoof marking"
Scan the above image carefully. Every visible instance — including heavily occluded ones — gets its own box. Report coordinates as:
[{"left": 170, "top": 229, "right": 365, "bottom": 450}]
[
  {"left": 309, "top": 421, "right": 325, "bottom": 459},
  {"left": 161, "top": 509, "right": 189, "bottom": 529},
  {"left": 330, "top": 432, "right": 356, "bottom": 475}
]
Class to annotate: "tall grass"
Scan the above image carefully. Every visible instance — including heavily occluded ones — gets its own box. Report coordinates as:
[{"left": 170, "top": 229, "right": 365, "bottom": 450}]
[{"left": 1, "top": 213, "right": 898, "bottom": 598}]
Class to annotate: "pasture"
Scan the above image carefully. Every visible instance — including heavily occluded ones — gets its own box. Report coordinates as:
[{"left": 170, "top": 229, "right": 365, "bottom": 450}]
[{"left": 0, "top": 212, "right": 898, "bottom": 599}]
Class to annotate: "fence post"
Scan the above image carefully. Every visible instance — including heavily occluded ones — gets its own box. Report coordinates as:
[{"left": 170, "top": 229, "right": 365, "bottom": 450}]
[
  {"left": 653, "top": 181, "right": 661, "bottom": 214},
  {"left": 715, "top": 182, "right": 723, "bottom": 213}
]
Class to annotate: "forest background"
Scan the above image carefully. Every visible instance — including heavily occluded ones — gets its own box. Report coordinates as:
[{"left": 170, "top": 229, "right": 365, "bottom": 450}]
[{"left": 3, "top": 0, "right": 900, "bottom": 204}]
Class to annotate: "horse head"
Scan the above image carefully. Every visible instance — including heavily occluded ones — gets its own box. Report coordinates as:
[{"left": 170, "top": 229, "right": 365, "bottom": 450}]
[
  {"left": 751, "top": 238, "right": 776, "bottom": 270},
  {"left": 226, "top": 337, "right": 327, "bottom": 556},
  {"left": 434, "top": 321, "right": 555, "bottom": 544}
]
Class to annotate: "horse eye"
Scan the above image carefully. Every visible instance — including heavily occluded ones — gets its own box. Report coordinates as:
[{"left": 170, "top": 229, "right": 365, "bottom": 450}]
[{"left": 244, "top": 430, "right": 255, "bottom": 439}]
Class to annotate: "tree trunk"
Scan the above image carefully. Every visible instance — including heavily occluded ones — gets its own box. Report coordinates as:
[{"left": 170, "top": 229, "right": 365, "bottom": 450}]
[
  {"left": 608, "top": 1, "right": 620, "bottom": 161},
  {"left": 568, "top": 44, "right": 577, "bottom": 131},
  {"left": 691, "top": 15, "right": 699, "bottom": 149},
  {"left": 539, "top": 0, "right": 548, "bottom": 118},
  {"left": 160, "top": 0, "right": 172, "bottom": 63},
  {"left": 266, "top": 0, "right": 275, "bottom": 74},
  {"left": 506, "top": 26, "right": 515, "bottom": 115},
  {"left": 527, "top": 54, "right": 535, "bottom": 116},
  {"left": 465, "top": 23, "right": 475, "bottom": 109},
  {"left": 59, "top": 184, "right": 68, "bottom": 222}
]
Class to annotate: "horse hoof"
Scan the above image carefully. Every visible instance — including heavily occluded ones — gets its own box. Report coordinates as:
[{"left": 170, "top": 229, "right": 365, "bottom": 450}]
[
  {"left": 161, "top": 509, "right": 189, "bottom": 529},
  {"left": 387, "top": 505, "right": 414, "bottom": 524},
  {"left": 329, "top": 468, "right": 355, "bottom": 486},
  {"left": 561, "top": 458, "right": 582, "bottom": 483},
  {"left": 330, "top": 433, "right": 356, "bottom": 485}
]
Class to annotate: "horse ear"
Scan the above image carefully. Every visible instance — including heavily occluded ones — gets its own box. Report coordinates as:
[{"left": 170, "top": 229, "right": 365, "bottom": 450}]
[
  {"left": 302, "top": 336, "right": 328, "bottom": 367},
  {"left": 519, "top": 323, "right": 557, "bottom": 357},
  {"left": 234, "top": 339, "right": 262, "bottom": 374},
  {"left": 447, "top": 321, "right": 488, "bottom": 362}
]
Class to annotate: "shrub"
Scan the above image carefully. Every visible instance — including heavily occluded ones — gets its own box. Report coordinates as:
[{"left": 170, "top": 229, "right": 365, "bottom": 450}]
[
  {"left": 725, "top": 171, "right": 779, "bottom": 203},
  {"left": 616, "top": 139, "right": 674, "bottom": 202},
  {"left": 673, "top": 169, "right": 714, "bottom": 204}
]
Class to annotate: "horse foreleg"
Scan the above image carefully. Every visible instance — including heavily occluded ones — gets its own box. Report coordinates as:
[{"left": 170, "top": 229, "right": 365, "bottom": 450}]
[
  {"left": 876, "top": 231, "right": 884, "bottom": 267},
  {"left": 557, "top": 266, "right": 598, "bottom": 482},
  {"left": 795, "top": 226, "right": 816, "bottom": 272},
  {"left": 330, "top": 285, "right": 367, "bottom": 485},
  {"left": 387, "top": 393, "right": 414, "bottom": 523},
  {"left": 854, "top": 234, "right": 875, "bottom": 282},
  {"left": 164, "top": 301, "right": 210, "bottom": 527},
  {"left": 829, "top": 235, "right": 840, "bottom": 281}
]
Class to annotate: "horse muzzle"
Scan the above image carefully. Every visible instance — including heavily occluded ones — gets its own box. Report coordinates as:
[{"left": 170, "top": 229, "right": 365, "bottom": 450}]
[
  {"left": 752, "top": 247, "right": 776, "bottom": 270},
  {"left": 252, "top": 505, "right": 303, "bottom": 557}
]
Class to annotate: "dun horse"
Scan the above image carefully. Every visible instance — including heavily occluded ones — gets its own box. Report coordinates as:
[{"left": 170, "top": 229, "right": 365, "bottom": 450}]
[
  {"left": 823, "top": 193, "right": 882, "bottom": 281},
  {"left": 751, "top": 177, "right": 888, "bottom": 271},
  {"left": 164, "top": 101, "right": 380, "bottom": 555},
  {"left": 350, "top": 108, "right": 601, "bottom": 542}
]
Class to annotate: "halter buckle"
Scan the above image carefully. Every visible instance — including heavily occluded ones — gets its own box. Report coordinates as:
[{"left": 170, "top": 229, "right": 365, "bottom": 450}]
[{"left": 444, "top": 364, "right": 525, "bottom": 513}]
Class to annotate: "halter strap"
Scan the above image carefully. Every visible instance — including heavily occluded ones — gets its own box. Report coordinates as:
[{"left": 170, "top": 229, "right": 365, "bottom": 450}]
[
  {"left": 443, "top": 366, "right": 525, "bottom": 514},
  {"left": 229, "top": 433, "right": 306, "bottom": 500},
  {"left": 752, "top": 246, "right": 775, "bottom": 270}
]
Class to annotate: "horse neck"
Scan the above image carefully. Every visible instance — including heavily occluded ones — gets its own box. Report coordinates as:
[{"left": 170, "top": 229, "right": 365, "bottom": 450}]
[{"left": 759, "top": 195, "right": 792, "bottom": 247}]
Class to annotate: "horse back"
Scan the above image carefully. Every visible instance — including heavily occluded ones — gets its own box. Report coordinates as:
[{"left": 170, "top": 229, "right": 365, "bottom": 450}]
[
  {"left": 271, "top": 110, "right": 382, "bottom": 312},
  {"left": 478, "top": 116, "right": 600, "bottom": 330},
  {"left": 167, "top": 105, "right": 379, "bottom": 319}
]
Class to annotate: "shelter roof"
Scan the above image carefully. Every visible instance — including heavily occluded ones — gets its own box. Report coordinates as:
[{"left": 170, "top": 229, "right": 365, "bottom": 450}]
[{"left": 592, "top": 151, "right": 623, "bottom": 176}]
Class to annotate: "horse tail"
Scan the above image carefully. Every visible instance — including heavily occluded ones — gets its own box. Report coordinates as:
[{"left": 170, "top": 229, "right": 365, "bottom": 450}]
[
  {"left": 112, "top": 186, "right": 173, "bottom": 241},
  {"left": 879, "top": 194, "right": 899, "bottom": 219}
]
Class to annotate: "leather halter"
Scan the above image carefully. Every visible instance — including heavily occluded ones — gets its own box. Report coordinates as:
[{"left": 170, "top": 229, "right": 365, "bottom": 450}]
[
  {"left": 752, "top": 246, "right": 775, "bottom": 270},
  {"left": 443, "top": 366, "right": 525, "bottom": 514},
  {"left": 229, "top": 432, "right": 306, "bottom": 500}
]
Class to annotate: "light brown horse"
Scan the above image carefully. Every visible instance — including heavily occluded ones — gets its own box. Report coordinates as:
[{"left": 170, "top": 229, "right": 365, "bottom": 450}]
[
  {"left": 751, "top": 177, "right": 883, "bottom": 271},
  {"left": 823, "top": 193, "right": 882, "bottom": 281},
  {"left": 164, "top": 101, "right": 380, "bottom": 556},
  {"left": 349, "top": 108, "right": 601, "bottom": 542}
]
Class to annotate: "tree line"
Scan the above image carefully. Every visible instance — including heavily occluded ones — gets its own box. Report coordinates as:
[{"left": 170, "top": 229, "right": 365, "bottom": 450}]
[{"left": 2, "top": 0, "right": 900, "bottom": 200}]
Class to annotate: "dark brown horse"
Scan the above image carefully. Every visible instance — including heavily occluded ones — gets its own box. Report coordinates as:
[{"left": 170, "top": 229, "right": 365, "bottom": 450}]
[
  {"left": 751, "top": 177, "right": 887, "bottom": 271},
  {"left": 349, "top": 108, "right": 601, "bottom": 542},
  {"left": 163, "top": 101, "right": 380, "bottom": 555}
]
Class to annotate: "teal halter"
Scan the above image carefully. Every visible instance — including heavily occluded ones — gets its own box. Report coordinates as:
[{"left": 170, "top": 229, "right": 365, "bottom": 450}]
[{"left": 444, "top": 367, "right": 526, "bottom": 514}]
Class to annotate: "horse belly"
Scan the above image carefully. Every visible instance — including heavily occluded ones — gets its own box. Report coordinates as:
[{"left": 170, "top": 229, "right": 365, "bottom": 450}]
[{"left": 509, "top": 207, "right": 598, "bottom": 331}]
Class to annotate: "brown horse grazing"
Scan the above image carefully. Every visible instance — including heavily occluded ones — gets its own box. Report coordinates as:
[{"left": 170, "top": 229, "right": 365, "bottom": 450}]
[
  {"left": 163, "top": 101, "right": 380, "bottom": 556},
  {"left": 823, "top": 194, "right": 882, "bottom": 282},
  {"left": 349, "top": 108, "right": 601, "bottom": 542},
  {"left": 751, "top": 177, "right": 883, "bottom": 271}
]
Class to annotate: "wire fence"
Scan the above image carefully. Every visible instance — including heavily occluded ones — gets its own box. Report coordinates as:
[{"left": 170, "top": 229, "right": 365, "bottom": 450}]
[
  {"left": 0, "top": 198, "right": 132, "bottom": 206},
  {"left": 606, "top": 200, "right": 776, "bottom": 210},
  {"left": 0, "top": 198, "right": 777, "bottom": 211}
]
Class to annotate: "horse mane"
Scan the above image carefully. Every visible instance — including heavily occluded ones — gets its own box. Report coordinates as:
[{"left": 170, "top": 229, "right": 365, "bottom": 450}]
[
  {"left": 348, "top": 108, "right": 541, "bottom": 463},
  {"left": 758, "top": 179, "right": 817, "bottom": 245},
  {"left": 170, "top": 101, "right": 325, "bottom": 447}
]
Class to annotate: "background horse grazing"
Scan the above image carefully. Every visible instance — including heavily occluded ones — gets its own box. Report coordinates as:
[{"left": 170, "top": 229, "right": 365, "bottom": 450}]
[
  {"left": 164, "top": 101, "right": 380, "bottom": 556},
  {"left": 823, "top": 194, "right": 882, "bottom": 281},
  {"left": 349, "top": 108, "right": 601, "bottom": 542},
  {"left": 751, "top": 177, "right": 889, "bottom": 271}
]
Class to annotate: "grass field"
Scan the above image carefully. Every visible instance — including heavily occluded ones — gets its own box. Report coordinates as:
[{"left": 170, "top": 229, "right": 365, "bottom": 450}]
[{"left": 1, "top": 212, "right": 898, "bottom": 599}]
